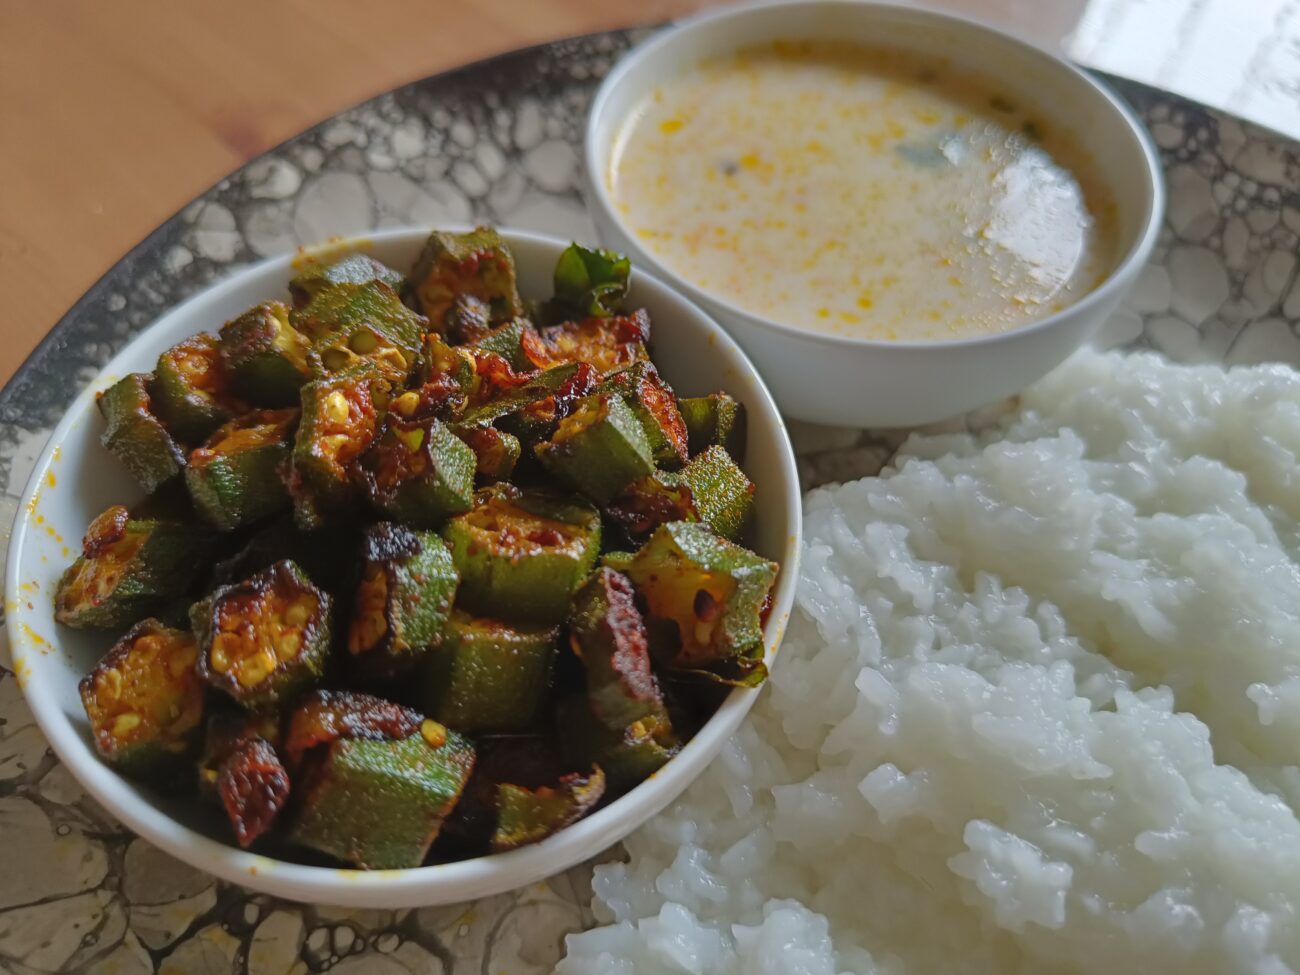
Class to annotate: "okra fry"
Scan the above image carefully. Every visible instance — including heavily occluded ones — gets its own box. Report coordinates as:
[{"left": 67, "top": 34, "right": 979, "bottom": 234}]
[
  {"left": 569, "top": 568, "right": 664, "bottom": 730},
  {"left": 491, "top": 766, "right": 606, "bottom": 853},
  {"left": 98, "top": 373, "right": 187, "bottom": 493},
  {"left": 218, "top": 737, "right": 291, "bottom": 848},
  {"left": 185, "top": 408, "right": 297, "bottom": 531}
]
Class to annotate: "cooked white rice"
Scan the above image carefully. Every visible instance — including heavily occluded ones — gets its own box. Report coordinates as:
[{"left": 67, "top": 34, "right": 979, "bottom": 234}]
[{"left": 560, "top": 350, "right": 1300, "bottom": 975}]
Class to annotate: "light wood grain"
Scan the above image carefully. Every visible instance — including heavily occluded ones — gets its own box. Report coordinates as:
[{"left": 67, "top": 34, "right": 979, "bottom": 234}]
[{"left": 0, "top": 0, "right": 1079, "bottom": 389}]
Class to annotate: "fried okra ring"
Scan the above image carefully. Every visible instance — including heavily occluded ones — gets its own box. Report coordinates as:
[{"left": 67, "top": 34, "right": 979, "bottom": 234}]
[
  {"left": 191, "top": 560, "right": 330, "bottom": 709},
  {"left": 218, "top": 301, "right": 313, "bottom": 407},
  {"left": 409, "top": 226, "right": 523, "bottom": 327},
  {"left": 442, "top": 487, "right": 601, "bottom": 624},
  {"left": 150, "top": 334, "right": 237, "bottom": 444},
  {"left": 569, "top": 568, "right": 665, "bottom": 730},
  {"left": 97, "top": 373, "right": 187, "bottom": 493},
  {"left": 288, "top": 254, "right": 404, "bottom": 307},
  {"left": 678, "top": 391, "right": 747, "bottom": 461},
  {"left": 348, "top": 523, "right": 459, "bottom": 680},
  {"left": 491, "top": 766, "right": 606, "bottom": 853},
  {"left": 357, "top": 416, "right": 476, "bottom": 528},
  {"left": 599, "top": 361, "right": 689, "bottom": 468},
  {"left": 185, "top": 408, "right": 296, "bottom": 531},
  {"left": 79, "top": 619, "right": 204, "bottom": 779},
  {"left": 55, "top": 506, "right": 213, "bottom": 630},
  {"left": 285, "top": 690, "right": 476, "bottom": 869},
  {"left": 535, "top": 393, "right": 655, "bottom": 506}
]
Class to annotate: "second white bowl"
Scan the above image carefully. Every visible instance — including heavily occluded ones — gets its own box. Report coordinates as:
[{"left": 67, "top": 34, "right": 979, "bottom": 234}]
[{"left": 584, "top": 0, "right": 1164, "bottom": 427}]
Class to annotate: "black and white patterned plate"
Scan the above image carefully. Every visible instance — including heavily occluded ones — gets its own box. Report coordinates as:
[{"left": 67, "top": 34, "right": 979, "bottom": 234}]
[{"left": 0, "top": 28, "right": 1297, "bottom": 974}]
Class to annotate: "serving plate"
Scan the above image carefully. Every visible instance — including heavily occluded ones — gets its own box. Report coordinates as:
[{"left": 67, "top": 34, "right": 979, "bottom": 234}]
[{"left": 0, "top": 26, "right": 1297, "bottom": 974}]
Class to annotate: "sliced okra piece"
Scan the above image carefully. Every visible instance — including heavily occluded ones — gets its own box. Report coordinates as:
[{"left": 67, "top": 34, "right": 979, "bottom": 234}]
[
  {"left": 444, "top": 293, "right": 492, "bottom": 344},
  {"left": 420, "top": 612, "right": 558, "bottom": 734},
  {"left": 680, "top": 445, "right": 755, "bottom": 541},
  {"left": 191, "top": 559, "right": 331, "bottom": 709},
  {"left": 556, "top": 696, "right": 678, "bottom": 793},
  {"left": 185, "top": 408, "right": 296, "bottom": 531},
  {"left": 605, "top": 470, "right": 696, "bottom": 539},
  {"left": 678, "top": 392, "right": 747, "bottom": 461},
  {"left": 535, "top": 393, "right": 655, "bottom": 505},
  {"left": 218, "top": 301, "right": 312, "bottom": 407},
  {"left": 56, "top": 507, "right": 213, "bottom": 629},
  {"left": 358, "top": 416, "right": 476, "bottom": 527},
  {"left": 492, "top": 766, "right": 606, "bottom": 853},
  {"left": 79, "top": 619, "right": 204, "bottom": 779},
  {"left": 521, "top": 309, "right": 649, "bottom": 376},
  {"left": 289, "top": 364, "right": 387, "bottom": 529},
  {"left": 467, "top": 317, "right": 533, "bottom": 371},
  {"left": 293, "top": 281, "right": 425, "bottom": 382},
  {"left": 150, "top": 334, "right": 237, "bottom": 443},
  {"left": 98, "top": 373, "right": 187, "bottom": 493},
  {"left": 197, "top": 709, "right": 291, "bottom": 847},
  {"left": 396, "top": 335, "right": 477, "bottom": 419},
  {"left": 288, "top": 254, "right": 404, "bottom": 307},
  {"left": 443, "top": 487, "right": 601, "bottom": 623},
  {"left": 451, "top": 424, "right": 521, "bottom": 483},
  {"left": 569, "top": 568, "right": 664, "bottom": 730},
  {"left": 626, "top": 521, "right": 777, "bottom": 669},
  {"left": 286, "top": 690, "right": 475, "bottom": 869},
  {"left": 348, "top": 523, "right": 459, "bottom": 679},
  {"left": 457, "top": 361, "right": 590, "bottom": 428},
  {"left": 600, "top": 362, "right": 689, "bottom": 468},
  {"left": 409, "top": 226, "right": 523, "bottom": 326}
]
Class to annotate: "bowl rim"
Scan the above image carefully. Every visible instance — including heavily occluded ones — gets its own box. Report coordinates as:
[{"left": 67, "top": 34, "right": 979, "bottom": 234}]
[
  {"left": 583, "top": 0, "right": 1166, "bottom": 353},
  {"left": 5, "top": 225, "right": 802, "bottom": 907}
]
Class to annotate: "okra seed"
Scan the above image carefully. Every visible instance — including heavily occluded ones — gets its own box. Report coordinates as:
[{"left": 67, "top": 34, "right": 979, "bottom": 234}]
[
  {"left": 284, "top": 599, "right": 314, "bottom": 627},
  {"left": 324, "top": 391, "right": 351, "bottom": 423},
  {"left": 112, "top": 712, "right": 141, "bottom": 736},
  {"left": 101, "top": 668, "right": 123, "bottom": 699},
  {"left": 209, "top": 640, "right": 232, "bottom": 673},
  {"left": 237, "top": 648, "right": 278, "bottom": 688},
  {"left": 420, "top": 719, "right": 447, "bottom": 748},
  {"left": 392, "top": 392, "right": 420, "bottom": 416},
  {"left": 277, "top": 632, "right": 302, "bottom": 661},
  {"left": 349, "top": 329, "right": 379, "bottom": 354}
]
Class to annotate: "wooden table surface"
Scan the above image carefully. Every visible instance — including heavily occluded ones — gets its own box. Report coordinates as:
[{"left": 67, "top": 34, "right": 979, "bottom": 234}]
[{"left": 0, "top": 0, "right": 1077, "bottom": 389}]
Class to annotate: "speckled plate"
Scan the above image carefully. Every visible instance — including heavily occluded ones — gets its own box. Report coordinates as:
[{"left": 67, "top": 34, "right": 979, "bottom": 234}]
[{"left": 0, "top": 27, "right": 1297, "bottom": 975}]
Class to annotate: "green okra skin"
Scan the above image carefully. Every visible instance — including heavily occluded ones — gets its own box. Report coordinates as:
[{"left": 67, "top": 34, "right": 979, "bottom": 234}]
[
  {"left": 218, "top": 301, "right": 313, "bottom": 407},
  {"left": 97, "top": 373, "right": 187, "bottom": 493},
  {"left": 420, "top": 612, "right": 559, "bottom": 734},
  {"left": 359, "top": 417, "right": 477, "bottom": 528},
  {"left": 678, "top": 392, "right": 748, "bottom": 462},
  {"left": 625, "top": 521, "right": 778, "bottom": 669},
  {"left": 466, "top": 318, "right": 532, "bottom": 371},
  {"left": 556, "top": 696, "right": 678, "bottom": 793},
  {"left": 290, "top": 364, "right": 387, "bottom": 529},
  {"left": 491, "top": 766, "right": 606, "bottom": 853},
  {"left": 348, "top": 523, "right": 460, "bottom": 680},
  {"left": 679, "top": 445, "right": 755, "bottom": 542},
  {"left": 289, "top": 722, "right": 476, "bottom": 869},
  {"left": 191, "top": 560, "right": 331, "bottom": 709},
  {"left": 569, "top": 567, "right": 664, "bottom": 730},
  {"left": 55, "top": 507, "right": 215, "bottom": 629},
  {"left": 451, "top": 424, "right": 521, "bottom": 483},
  {"left": 600, "top": 362, "right": 690, "bottom": 468},
  {"left": 535, "top": 393, "right": 655, "bottom": 505},
  {"left": 185, "top": 408, "right": 297, "bottom": 531},
  {"left": 150, "top": 334, "right": 236, "bottom": 444},
  {"left": 78, "top": 618, "right": 205, "bottom": 780},
  {"left": 599, "top": 550, "right": 636, "bottom": 573},
  {"left": 409, "top": 226, "right": 523, "bottom": 326},
  {"left": 293, "top": 281, "right": 426, "bottom": 383},
  {"left": 443, "top": 487, "right": 601, "bottom": 624},
  {"left": 288, "top": 254, "right": 404, "bottom": 307}
]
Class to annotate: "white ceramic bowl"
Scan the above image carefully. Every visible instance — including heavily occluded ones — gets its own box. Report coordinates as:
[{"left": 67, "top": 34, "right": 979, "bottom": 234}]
[
  {"left": 584, "top": 0, "right": 1165, "bottom": 427},
  {"left": 6, "top": 227, "right": 801, "bottom": 907}
]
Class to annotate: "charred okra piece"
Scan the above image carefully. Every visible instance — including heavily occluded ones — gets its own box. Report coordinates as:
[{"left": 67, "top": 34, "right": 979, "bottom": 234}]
[
  {"left": 626, "top": 521, "right": 777, "bottom": 669},
  {"left": 348, "top": 524, "right": 459, "bottom": 679},
  {"left": 358, "top": 416, "right": 476, "bottom": 527},
  {"left": 286, "top": 691, "right": 476, "bottom": 869},
  {"left": 98, "top": 373, "right": 187, "bottom": 493},
  {"left": 443, "top": 488, "right": 601, "bottom": 623},
  {"left": 680, "top": 445, "right": 754, "bottom": 541},
  {"left": 78, "top": 619, "right": 204, "bottom": 779},
  {"left": 420, "top": 612, "right": 558, "bottom": 734},
  {"left": 290, "top": 365, "right": 387, "bottom": 528},
  {"left": 458, "top": 361, "right": 592, "bottom": 429},
  {"left": 56, "top": 506, "right": 212, "bottom": 629},
  {"left": 185, "top": 408, "right": 296, "bottom": 531},
  {"left": 218, "top": 301, "right": 312, "bottom": 407},
  {"left": 491, "top": 766, "right": 606, "bottom": 853},
  {"left": 600, "top": 362, "right": 689, "bottom": 468},
  {"left": 535, "top": 393, "right": 655, "bottom": 505},
  {"left": 297, "top": 282, "right": 425, "bottom": 382},
  {"left": 557, "top": 696, "right": 678, "bottom": 793},
  {"left": 409, "top": 226, "right": 523, "bottom": 326},
  {"left": 452, "top": 424, "right": 520, "bottom": 483},
  {"left": 289, "top": 254, "right": 404, "bottom": 306},
  {"left": 150, "top": 334, "right": 236, "bottom": 443},
  {"left": 605, "top": 470, "right": 696, "bottom": 539},
  {"left": 569, "top": 568, "right": 664, "bottom": 729},
  {"left": 198, "top": 710, "right": 290, "bottom": 847},
  {"left": 191, "top": 560, "right": 331, "bottom": 709},
  {"left": 678, "top": 392, "right": 747, "bottom": 461},
  {"left": 522, "top": 309, "right": 649, "bottom": 375},
  {"left": 466, "top": 317, "right": 532, "bottom": 371}
]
